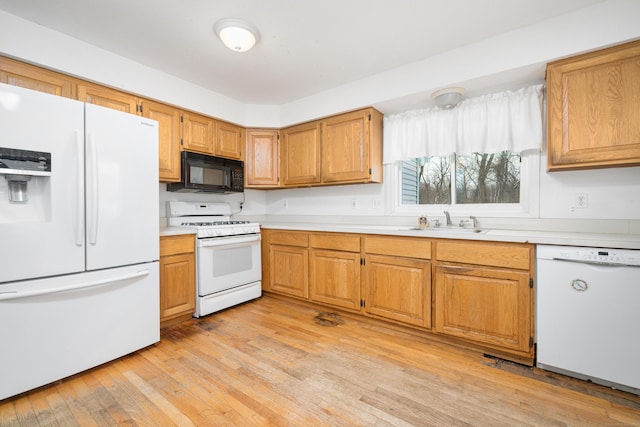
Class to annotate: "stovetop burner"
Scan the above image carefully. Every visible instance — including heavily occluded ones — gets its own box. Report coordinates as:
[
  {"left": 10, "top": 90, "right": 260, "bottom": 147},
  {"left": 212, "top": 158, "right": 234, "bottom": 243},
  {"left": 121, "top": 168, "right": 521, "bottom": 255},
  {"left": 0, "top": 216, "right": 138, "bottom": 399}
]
[{"left": 167, "top": 202, "right": 260, "bottom": 238}]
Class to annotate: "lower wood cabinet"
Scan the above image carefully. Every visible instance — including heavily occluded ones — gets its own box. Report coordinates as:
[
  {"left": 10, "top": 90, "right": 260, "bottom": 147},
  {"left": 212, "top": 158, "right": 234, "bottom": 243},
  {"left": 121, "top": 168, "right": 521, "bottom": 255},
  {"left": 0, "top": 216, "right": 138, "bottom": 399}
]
[
  {"left": 309, "top": 233, "right": 361, "bottom": 311},
  {"left": 434, "top": 240, "right": 534, "bottom": 360},
  {"left": 262, "top": 229, "right": 535, "bottom": 364},
  {"left": 159, "top": 234, "right": 196, "bottom": 327},
  {"left": 435, "top": 264, "right": 531, "bottom": 353},
  {"left": 266, "top": 230, "right": 309, "bottom": 299},
  {"left": 363, "top": 235, "right": 431, "bottom": 328}
]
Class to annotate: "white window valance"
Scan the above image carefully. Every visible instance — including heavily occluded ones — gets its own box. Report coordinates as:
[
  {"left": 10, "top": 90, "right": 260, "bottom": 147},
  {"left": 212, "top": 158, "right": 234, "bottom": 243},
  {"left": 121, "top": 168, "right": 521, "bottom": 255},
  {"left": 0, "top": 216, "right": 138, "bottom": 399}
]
[{"left": 382, "top": 84, "right": 544, "bottom": 164}]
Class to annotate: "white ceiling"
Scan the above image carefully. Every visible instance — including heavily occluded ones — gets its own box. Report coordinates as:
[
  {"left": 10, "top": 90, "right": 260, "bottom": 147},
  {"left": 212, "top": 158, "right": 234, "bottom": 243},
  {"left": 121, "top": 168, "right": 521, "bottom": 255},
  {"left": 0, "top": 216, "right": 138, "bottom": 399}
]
[{"left": 0, "top": 0, "right": 605, "bottom": 106}]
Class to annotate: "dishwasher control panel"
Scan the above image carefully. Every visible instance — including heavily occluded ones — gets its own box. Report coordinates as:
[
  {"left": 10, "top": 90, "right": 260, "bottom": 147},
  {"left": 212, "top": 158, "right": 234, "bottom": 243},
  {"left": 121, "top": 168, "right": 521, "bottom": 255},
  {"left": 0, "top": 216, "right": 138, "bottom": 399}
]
[{"left": 537, "top": 245, "right": 640, "bottom": 266}]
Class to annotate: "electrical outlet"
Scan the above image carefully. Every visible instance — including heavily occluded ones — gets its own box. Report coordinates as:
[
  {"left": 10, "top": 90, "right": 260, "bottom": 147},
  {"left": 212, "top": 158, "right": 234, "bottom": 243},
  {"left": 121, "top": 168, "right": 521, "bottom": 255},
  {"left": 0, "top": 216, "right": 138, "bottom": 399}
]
[
  {"left": 283, "top": 199, "right": 288, "bottom": 209},
  {"left": 574, "top": 193, "right": 588, "bottom": 209},
  {"left": 351, "top": 199, "right": 357, "bottom": 209},
  {"left": 373, "top": 198, "right": 382, "bottom": 209}
]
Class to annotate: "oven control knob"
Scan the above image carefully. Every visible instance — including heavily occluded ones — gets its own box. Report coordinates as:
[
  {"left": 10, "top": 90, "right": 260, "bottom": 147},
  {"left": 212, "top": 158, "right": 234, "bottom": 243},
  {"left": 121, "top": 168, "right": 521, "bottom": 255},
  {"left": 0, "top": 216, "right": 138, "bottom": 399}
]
[{"left": 215, "top": 229, "right": 222, "bottom": 236}]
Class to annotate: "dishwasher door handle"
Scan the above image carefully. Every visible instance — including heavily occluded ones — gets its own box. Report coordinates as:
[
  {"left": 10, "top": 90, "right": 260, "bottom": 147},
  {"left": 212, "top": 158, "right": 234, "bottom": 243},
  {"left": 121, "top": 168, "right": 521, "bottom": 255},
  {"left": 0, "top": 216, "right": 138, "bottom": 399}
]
[{"left": 550, "top": 257, "right": 634, "bottom": 268}]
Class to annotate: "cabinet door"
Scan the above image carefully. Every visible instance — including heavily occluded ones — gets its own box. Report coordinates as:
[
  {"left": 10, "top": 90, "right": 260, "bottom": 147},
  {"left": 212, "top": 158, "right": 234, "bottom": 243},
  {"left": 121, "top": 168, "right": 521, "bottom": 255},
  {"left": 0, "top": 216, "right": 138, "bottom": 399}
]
[
  {"left": 280, "top": 121, "right": 321, "bottom": 186},
  {"left": 182, "top": 111, "right": 215, "bottom": 154},
  {"left": 0, "top": 56, "right": 74, "bottom": 98},
  {"left": 321, "top": 109, "right": 371, "bottom": 183},
  {"left": 141, "top": 100, "right": 181, "bottom": 182},
  {"left": 547, "top": 40, "right": 640, "bottom": 170},
  {"left": 434, "top": 264, "right": 532, "bottom": 354},
  {"left": 309, "top": 248, "right": 361, "bottom": 311},
  {"left": 270, "top": 244, "right": 309, "bottom": 298},
  {"left": 215, "top": 121, "right": 244, "bottom": 160},
  {"left": 160, "top": 253, "right": 196, "bottom": 324},
  {"left": 365, "top": 255, "right": 431, "bottom": 328},
  {"left": 76, "top": 82, "right": 139, "bottom": 114},
  {"left": 246, "top": 129, "right": 279, "bottom": 187}
]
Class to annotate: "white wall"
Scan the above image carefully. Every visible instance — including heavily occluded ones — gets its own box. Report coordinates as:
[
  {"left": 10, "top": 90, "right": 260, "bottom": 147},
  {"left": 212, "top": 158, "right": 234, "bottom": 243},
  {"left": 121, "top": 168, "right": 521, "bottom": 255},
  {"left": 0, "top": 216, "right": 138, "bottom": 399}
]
[
  {"left": 539, "top": 164, "right": 640, "bottom": 221},
  {"left": 158, "top": 185, "right": 268, "bottom": 222},
  {"left": 278, "top": 0, "right": 640, "bottom": 125}
]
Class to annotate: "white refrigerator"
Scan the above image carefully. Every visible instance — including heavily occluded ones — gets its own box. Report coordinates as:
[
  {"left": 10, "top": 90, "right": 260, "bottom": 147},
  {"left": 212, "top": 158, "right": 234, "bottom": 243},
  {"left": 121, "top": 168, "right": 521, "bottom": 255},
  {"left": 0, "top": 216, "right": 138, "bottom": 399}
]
[{"left": 0, "top": 83, "right": 160, "bottom": 400}]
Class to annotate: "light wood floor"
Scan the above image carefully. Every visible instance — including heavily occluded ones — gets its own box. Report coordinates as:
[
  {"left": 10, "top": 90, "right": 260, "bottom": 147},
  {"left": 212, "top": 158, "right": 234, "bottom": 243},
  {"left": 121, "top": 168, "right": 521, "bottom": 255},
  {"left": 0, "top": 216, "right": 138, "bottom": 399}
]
[{"left": 1, "top": 294, "right": 639, "bottom": 426}]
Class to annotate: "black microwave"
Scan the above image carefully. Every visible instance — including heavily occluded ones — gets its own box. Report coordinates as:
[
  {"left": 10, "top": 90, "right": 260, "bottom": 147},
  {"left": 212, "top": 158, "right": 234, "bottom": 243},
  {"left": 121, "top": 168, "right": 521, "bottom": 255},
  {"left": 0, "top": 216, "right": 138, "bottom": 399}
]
[{"left": 166, "top": 151, "right": 244, "bottom": 193}]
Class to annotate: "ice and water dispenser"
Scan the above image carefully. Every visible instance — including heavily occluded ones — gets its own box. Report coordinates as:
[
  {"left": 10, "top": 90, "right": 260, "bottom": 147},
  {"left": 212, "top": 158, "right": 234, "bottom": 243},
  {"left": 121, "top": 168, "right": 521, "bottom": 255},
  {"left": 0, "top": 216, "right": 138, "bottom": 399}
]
[{"left": 0, "top": 147, "right": 51, "bottom": 203}]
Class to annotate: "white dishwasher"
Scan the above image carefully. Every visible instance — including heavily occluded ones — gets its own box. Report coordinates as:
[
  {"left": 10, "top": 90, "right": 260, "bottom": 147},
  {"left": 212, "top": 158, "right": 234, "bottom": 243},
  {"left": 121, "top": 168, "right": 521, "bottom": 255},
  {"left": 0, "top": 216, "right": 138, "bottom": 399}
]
[{"left": 536, "top": 245, "right": 640, "bottom": 395}]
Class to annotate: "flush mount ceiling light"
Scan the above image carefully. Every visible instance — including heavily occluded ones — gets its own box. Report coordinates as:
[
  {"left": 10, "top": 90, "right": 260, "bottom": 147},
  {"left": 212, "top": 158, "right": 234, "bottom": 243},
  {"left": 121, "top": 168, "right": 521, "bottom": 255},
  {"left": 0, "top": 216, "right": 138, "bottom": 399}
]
[
  {"left": 214, "top": 18, "right": 259, "bottom": 53},
  {"left": 432, "top": 87, "right": 465, "bottom": 109}
]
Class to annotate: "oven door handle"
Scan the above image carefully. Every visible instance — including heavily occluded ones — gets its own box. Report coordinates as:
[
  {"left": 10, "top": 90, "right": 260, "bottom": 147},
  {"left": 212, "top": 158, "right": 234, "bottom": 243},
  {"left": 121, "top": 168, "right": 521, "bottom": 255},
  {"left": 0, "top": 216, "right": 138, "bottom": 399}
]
[{"left": 197, "top": 234, "right": 261, "bottom": 248}]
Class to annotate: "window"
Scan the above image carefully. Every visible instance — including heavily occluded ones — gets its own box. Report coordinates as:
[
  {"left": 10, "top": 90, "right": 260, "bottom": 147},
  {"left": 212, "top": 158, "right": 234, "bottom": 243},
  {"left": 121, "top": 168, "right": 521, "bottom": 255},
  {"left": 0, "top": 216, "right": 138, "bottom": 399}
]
[{"left": 401, "top": 151, "right": 522, "bottom": 206}]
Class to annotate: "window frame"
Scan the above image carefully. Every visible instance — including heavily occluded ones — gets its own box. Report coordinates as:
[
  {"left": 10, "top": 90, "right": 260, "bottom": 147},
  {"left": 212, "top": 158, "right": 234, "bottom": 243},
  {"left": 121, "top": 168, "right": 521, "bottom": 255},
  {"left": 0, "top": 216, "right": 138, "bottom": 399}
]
[{"left": 386, "top": 150, "right": 540, "bottom": 218}]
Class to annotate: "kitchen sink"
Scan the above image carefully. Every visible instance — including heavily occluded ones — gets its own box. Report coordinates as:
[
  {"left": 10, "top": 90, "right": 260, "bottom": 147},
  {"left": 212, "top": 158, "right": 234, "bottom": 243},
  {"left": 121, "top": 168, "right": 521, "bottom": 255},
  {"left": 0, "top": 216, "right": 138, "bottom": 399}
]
[
  {"left": 407, "top": 226, "right": 487, "bottom": 234},
  {"left": 361, "top": 225, "right": 487, "bottom": 234}
]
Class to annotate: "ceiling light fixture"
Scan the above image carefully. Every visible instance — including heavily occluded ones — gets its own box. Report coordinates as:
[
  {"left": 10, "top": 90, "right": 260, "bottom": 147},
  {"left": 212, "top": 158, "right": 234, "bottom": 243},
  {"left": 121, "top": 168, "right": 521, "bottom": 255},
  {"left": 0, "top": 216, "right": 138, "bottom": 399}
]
[
  {"left": 214, "top": 18, "right": 259, "bottom": 53},
  {"left": 432, "top": 87, "right": 465, "bottom": 109}
]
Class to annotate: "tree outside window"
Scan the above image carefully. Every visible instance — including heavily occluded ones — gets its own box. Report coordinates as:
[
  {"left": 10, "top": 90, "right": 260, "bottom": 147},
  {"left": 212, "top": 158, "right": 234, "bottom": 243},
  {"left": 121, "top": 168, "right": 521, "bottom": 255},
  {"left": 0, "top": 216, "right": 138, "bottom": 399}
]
[{"left": 402, "top": 151, "right": 521, "bottom": 205}]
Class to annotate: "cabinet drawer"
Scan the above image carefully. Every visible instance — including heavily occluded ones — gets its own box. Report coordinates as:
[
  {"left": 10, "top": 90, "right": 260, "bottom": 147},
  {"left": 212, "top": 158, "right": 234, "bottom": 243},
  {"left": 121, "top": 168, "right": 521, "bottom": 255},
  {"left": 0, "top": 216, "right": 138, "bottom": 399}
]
[
  {"left": 365, "top": 235, "right": 431, "bottom": 259},
  {"left": 436, "top": 241, "right": 531, "bottom": 270},
  {"left": 310, "top": 233, "right": 360, "bottom": 252},
  {"left": 160, "top": 234, "right": 195, "bottom": 257},
  {"left": 269, "top": 230, "right": 309, "bottom": 247}
]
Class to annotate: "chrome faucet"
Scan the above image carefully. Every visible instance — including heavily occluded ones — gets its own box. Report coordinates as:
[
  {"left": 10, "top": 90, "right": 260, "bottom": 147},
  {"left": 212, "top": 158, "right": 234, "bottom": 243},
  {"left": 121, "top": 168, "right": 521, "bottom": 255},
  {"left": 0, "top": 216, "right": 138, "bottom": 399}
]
[
  {"left": 470, "top": 215, "right": 481, "bottom": 232},
  {"left": 444, "top": 210, "right": 452, "bottom": 227}
]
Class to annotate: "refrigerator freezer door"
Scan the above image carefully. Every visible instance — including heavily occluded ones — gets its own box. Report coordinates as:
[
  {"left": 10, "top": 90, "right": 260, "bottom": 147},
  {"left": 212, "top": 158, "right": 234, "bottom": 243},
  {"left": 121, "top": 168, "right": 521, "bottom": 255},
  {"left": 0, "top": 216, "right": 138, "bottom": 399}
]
[
  {"left": 0, "top": 83, "right": 85, "bottom": 283},
  {"left": 84, "top": 104, "right": 159, "bottom": 271},
  {"left": 0, "top": 262, "right": 160, "bottom": 400}
]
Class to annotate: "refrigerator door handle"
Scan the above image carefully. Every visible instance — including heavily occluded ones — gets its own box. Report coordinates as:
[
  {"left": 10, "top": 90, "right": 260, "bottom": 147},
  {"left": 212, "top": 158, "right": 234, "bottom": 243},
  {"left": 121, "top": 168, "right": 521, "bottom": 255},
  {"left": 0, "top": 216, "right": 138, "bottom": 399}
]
[
  {"left": 75, "top": 130, "right": 84, "bottom": 246},
  {"left": 0, "top": 269, "right": 151, "bottom": 301},
  {"left": 87, "top": 132, "right": 99, "bottom": 245}
]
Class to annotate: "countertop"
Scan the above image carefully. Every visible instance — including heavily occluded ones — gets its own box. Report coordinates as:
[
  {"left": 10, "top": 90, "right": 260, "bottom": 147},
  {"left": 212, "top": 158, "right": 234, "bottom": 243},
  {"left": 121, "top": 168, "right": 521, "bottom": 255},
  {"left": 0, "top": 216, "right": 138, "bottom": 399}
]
[
  {"left": 259, "top": 222, "right": 640, "bottom": 250},
  {"left": 160, "top": 227, "right": 197, "bottom": 237}
]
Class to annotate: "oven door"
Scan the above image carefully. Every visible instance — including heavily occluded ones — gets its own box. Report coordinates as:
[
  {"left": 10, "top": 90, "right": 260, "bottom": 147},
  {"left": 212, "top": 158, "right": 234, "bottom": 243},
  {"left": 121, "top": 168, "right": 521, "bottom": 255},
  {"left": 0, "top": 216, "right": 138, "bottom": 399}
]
[{"left": 196, "top": 234, "right": 261, "bottom": 296}]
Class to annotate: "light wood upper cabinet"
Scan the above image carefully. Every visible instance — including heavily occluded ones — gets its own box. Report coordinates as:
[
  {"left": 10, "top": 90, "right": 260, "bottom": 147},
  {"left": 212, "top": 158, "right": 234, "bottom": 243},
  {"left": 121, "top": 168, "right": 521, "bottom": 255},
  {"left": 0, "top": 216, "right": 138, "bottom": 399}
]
[
  {"left": 309, "top": 233, "right": 361, "bottom": 311},
  {"left": 280, "top": 121, "right": 322, "bottom": 186},
  {"left": 547, "top": 40, "right": 640, "bottom": 170},
  {"left": 0, "top": 56, "right": 74, "bottom": 98},
  {"left": 181, "top": 111, "right": 215, "bottom": 154},
  {"left": 246, "top": 129, "right": 280, "bottom": 187},
  {"left": 160, "top": 234, "right": 196, "bottom": 327},
  {"left": 215, "top": 120, "right": 244, "bottom": 160},
  {"left": 76, "top": 82, "right": 139, "bottom": 114},
  {"left": 322, "top": 108, "right": 383, "bottom": 184},
  {"left": 279, "top": 108, "right": 383, "bottom": 188},
  {"left": 141, "top": 100, "right": 181, "bottom": 182}
]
